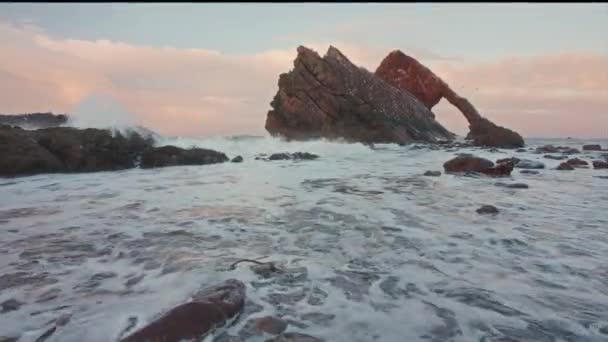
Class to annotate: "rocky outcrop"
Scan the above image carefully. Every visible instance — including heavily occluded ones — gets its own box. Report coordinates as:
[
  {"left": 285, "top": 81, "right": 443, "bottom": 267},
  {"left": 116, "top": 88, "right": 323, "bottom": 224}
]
[
  {"left": 593, "top": 160, "right": 608, "bottom": 169},
  {"left": 0, "top": 113, "right": 68, "bottom": 129},
  {"left": 140, "top": 146, "right": 228, "bottom": 168},
  {"left": 583, "top": 144, "right": 602, "bottom": 151},
  {"left": 443, "top": 154, "right": 514, "bottom": 176},
  {"left": 0, "top": 125, "right": 229, "bottom": 177},
  {"left": 265, "top": 46, "right": 454, "bottom": 144},
  {"left": 121, "top": 279, "right": 245, "bottom": 342},
  {"left": 375, "top": 51, "right": 524, "bottom": 148}
]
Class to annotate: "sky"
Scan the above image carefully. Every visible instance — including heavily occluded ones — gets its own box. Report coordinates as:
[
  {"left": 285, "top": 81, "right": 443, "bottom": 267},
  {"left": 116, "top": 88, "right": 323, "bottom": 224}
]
[{"left": 0, "top": 3, "right": 607, "bottom": 138}]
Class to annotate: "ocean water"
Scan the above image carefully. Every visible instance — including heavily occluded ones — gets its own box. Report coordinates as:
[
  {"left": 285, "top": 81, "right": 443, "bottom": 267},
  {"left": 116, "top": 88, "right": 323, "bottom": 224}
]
[{"left": 1, "top": 136, "right": 608, "bottom": 342}]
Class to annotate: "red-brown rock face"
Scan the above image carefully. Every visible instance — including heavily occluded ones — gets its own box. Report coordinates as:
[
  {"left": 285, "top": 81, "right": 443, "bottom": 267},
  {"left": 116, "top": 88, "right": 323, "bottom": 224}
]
[
  {"left": 376, "top": 51, "right": 525, "bottom": 148},
  {"left": 265, "top": 46, "right": 455, "bottom": 144}
]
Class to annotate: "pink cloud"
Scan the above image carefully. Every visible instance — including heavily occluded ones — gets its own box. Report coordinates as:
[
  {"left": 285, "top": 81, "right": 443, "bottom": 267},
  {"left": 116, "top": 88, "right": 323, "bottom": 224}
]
[{"left": 0, "top": 20, "right": 606, "bottom": 138}]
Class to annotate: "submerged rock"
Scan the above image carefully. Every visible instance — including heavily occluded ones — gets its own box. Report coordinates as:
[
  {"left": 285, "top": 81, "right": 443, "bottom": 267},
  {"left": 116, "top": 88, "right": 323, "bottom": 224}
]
[
  {"left": 593, "top": 160, "right": 608, "bottom": 169},
  {"left": 476, "top": 205, "right": 499, "bottom": 215},
  {"left": 443, "top": 155, "right": 513, "bottom": 176},
  {"left": 544, "top": 154, "right": 567, "bottom": 160},
  {"left": 557, "top": 162, "right": 575, "bottom": 171},
  {"left": 240, "top": 316, "right": 287, "bottom": 337},
  {"left": 231, "top": 156, "right": 244, "bottom": 163},
  {"left": 260, "top": 152, "right": 320, "bottom": 161},
  {"left": 583, "top": 144, "right": 602, "bottom": 151},
  {"left": 271, "top": 332, "right": 324, "bottom": 342},
  {"left": 265, "top": 46, "right": 454, "bottom": 144},
  {"left": 515, "top": 159, "right": 545, "bottom": 169},
  {"left": 1, "top": 298, "right": 24, "bottom": 313},
  {"left": 520, "top": 170, "right": 540, "bottom": 175},
  {"left": 121, "top": 279, "right": 245, "bottom": 342},
  {"left": 494, "top": 182, "right": 529, "bottom": 189},
  {"left": 496, "top": 157, "right": 520, "bottom": 165},
  {"left": 423, "top": 170, "right": 442, "bottom": 177},
  {"left": 375, "top": 50, "right": 523, "bottom": 148},
  {"left": 566, "top": 158, "right": 589, "bottom": 167},
  {"left": 140, "top": 146, "right": 228, "bottom": 168}
]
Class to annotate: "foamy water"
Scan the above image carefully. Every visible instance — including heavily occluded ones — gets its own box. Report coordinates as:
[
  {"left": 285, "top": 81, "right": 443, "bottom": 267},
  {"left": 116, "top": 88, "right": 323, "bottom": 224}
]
[{"left": 1, "top": 136, "right": 608, "bottom": 342}]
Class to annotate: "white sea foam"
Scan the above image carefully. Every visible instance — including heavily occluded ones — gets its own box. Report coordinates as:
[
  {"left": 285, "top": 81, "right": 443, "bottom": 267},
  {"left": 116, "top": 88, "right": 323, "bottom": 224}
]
[{"left": 0, "top": 136, "right": 607, "bottom": 341}]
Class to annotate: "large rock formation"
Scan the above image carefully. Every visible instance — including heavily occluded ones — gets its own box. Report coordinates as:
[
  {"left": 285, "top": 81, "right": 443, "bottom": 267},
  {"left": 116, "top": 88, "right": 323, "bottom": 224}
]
[
  {"left": 0, "top": 113, "right": 68, "bottom": 129},
  {"left": 375, "top": 51, "right": 524, "bottom": 148},
  {"left": 0, "top": 125, "right": 229, "bottom": 177},
  {"left": 265, "top": 46, "right": 454, "bottom": 144}
]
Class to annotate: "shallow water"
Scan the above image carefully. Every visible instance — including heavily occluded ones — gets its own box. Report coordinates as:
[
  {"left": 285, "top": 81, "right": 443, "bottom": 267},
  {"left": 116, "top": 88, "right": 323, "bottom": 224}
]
[{"left": 1, "top": 136, "right": 608, "bottom": 342}]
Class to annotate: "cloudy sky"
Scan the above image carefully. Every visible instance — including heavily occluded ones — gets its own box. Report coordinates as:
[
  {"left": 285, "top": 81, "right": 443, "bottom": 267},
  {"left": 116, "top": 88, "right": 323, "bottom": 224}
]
[{"left": 1, "top": 3, "right": 607, "bottom": 138}]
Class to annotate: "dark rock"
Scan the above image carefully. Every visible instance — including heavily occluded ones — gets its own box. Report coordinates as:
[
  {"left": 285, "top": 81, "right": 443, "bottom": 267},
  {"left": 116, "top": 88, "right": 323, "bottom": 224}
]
[
  {"left": 121, "top": 279, "right": 245, "bottom": 342},
  {"left": 516, "top": 148, "right": 527, "bottom": 152},
  {"left": 423, "top": 170, "right": 441, "bottom": 177},
  {"left": 140, "top": 145, "right": 228, "bottom": 168},
  {"left": 0, "top": 125, "right": 156, "bottom": 177},
  {"left": 375, "top": 50, "right": 523, "bottom": 148},
  {"left": 0, "top": 125, "right": 64, "bottom": 176},
  {"left": 268, "top": 153, "right": 291, "bottom": 161},
  {"left": 0, "top": 113, "right": 68, "bottom": 129},
  {"left": 515, "top": 159, "right": 545, "bottom": 169},
  {"left": 544, "top": 154, "right": 567, "bottom": 160},
  {"left": 593, "top": 160, "right": 608, "bottom": 169},
  {"left": 240, "top": 316, "right": 287, "bottom": 337},
  {"left": 476, "top": 205, "right": 499, "bottom": 215},
  {"left": 496, "top": 157, "right": 520, "bottom": 165},
  {"left": 583, "top": 144, "right": 602, "bottom": 151},
  {"left": 265, "top": 46, "right": 454, "bottom": 144},
  {"left": 536, "top": 145, "right": 559, "bottom": 153},
  {"left": 494, "top": 182, "right": 529, "bottom": 189},
  {"left": 566, "top": 158, "right": 588, "bottom": 167},
  {"left": 557, "top": 162, "right": 575, "bottom": 170},
  {"left": 0, "top": 336, "right": 19, "bottom": 342},
  {"left": 270, "top": 333, "right": 324, "bottom": 342},
  {"left": 1, "top": 298, "right": 24, "bottom": 313},
  {"left": 231, "top": 156, "right": 244, "bottom": 163},
  {"left": 443, "top": 155, "right": 513, "bottom": 176},
  {"left": 263, "top": 152, "right": 320, "bottom": 161},
  {"left": 520, "top": 170, "right": 540, "bottom": 175}
]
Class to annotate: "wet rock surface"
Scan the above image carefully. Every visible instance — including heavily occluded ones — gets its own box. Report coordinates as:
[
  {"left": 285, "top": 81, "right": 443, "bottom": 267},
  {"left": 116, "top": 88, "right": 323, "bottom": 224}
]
[
  {"left": 476, "top": 205, "right": 499, "bottom": 215},
  {"left": 582, "top": 144, "right": 602, "bottom": 151},
  {"left": 231, "top": 156, "right": 244, "bottom": 163},
  {"left": 443, "top": 155, "right": 513, "bottom": 176},
  {"left": 140, "top": 145, "right": 229, "bottom": 168},
  {"left": 120, "top": 279, "right": 245, "bottom": 342},
  {"left": 593, "top": 160, "right": 608, "bottom": 169},
  {"left": 0, "top": 113, "right": 68, "bottom": 129},
  {"left": 557, "top": 162, "right": 575, "bottom": 170},
  {"left": 423, "top": 170, "right": 442, "bottom": 177},
  {"left": 257, "top": 152, "right": 320, "bottom": 161},
  {"left": 265, "top": 45, "right": 454, "bottom": 144},
  {"left": 495, "top": 182, "right": 529, "bottom": 189}
]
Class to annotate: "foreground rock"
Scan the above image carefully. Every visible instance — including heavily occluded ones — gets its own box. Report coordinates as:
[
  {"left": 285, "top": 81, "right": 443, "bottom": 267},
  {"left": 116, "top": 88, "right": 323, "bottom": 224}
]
[
  {"left": 231, "top": 156, "right": 244, "bottom": 163},
  {"left": 121, "top": 279, "right": 245, "bottom": 342},
  {"left": 375, "top": 50, "right": 524, "bottom": 148},
  {"left": 443, "top": 155, "right": 513, "bottom": 176},
  {"left": 1, "top": 125, "right": 153, "bottom": 176},
  {"left": 140, "top": 146, "right": 228, "bottom": 168},
  {"left": 0, "top": 125, "right": 229, "bottom": 177},
  {"left": 476, "top": 205, "right": 499, "bottom": 215},
  {"left": 265, "top": 46, "right": 454, "bottom": 144},
  {"left": 0, "top": 112, "right": 68, "bottom": 129}
]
